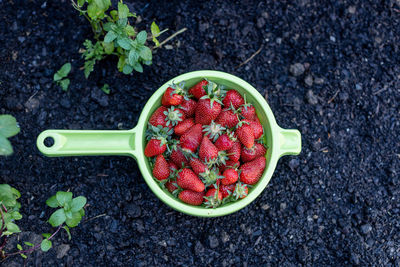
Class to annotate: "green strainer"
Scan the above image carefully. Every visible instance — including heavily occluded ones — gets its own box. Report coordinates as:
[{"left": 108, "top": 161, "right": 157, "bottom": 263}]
[{"left": 37, "top": 70, "right": 301, "bottom": 217}]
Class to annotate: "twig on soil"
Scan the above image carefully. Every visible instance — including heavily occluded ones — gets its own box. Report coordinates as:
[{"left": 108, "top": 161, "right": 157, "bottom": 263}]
[
  {"left": 373, "top": 87, "right": 387, "bottom": 95},
  {"left": 327, "top": 89, "right": 340, "bottom": 103},
  {"left": 236, "top": 45, "right": 264, "bottom": 69},
  {"left": 154, "top": 28, "right": 188, "bottom": 50},
  {"left": 83, "top": 213, "right": 106, "bottom": 224}
]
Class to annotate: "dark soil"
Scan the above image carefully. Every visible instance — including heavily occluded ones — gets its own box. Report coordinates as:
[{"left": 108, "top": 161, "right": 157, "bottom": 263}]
[{"left": 1, "top": 0, "right": 400, "bottom": 266}]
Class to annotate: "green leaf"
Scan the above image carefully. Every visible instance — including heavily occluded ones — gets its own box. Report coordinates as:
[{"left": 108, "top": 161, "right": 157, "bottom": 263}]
[
  {"left": 117, "top": 56, "right": 126, "bottom": 72},
  {"left": 77, "top": 0, "right": 85, "bottom": 7},
  {"left": 24, "top": 241, "right": 34, "bottom": 247},
  {"left": 48, "top": 208, "right": 66, "bottom": 227},
  {"left": 117, "top": 38, "right": 131, "bottom": 50},
  {"left": 41, "top": 239, "right": 52, "bottom": 252},
  {"left": 56, "top": 191, "right": 73, "bottom": 206},
  {"left": 59, "top": 79, "right": 70, "bottom": 92},
  {"left": 84, "top": 59, "right": 95, "bottom": 79},
  {"left": 117, "top": 2, "right": 129, "bottom": 19},
  {"left": 56, "top": 63, "right": 71, "bottom": 78},
  {"left": 20, "top": 254, "right": 27, "bottom": 259},
  {"left": 117, "top": 18, "right": 128, "bottom": 27},
  {"left": 102, "top": 41, "right": 114, "bottom": 54},
  {"left": 46, "top": 195, "right": 59, "bottom": 208},
  {"left": 151, "top": 21, "right": 160, "bottom": 37},
  {"left": 128, "top": 50, "right": 139, "bottom": 65},
  {"left": 110, "top": 10, "right": 118, "bottom": 21},
  {"left": 10, "top": 187, "right": 21, "bottom": 198},
  {"left": 101, "top": 84, "right": 110, "bottom": 94},
  {"left": 122, "top": 64, "right": 133, "bottom": 74},
  {"left": 65, "top": 210, "right": 73, "bottom": 219},
  {"left": 125, "top": 25, "right": 136, "bottom": 36},
  {"left": 79, "top": 208, "right": 85, "bottom": 217},
  {"left": 0, "top": 135, "right": 13, "bottom": 156},
  {"left": 139, "top": 46, "right": 152, "bottom": 61},
  {"left": 42, "top": 233, "right": 51, "bottom": 239},
  {"left": 71, "top": 196, "right": 86, "bottom": 212},
  {"left": 63, "top": 226, "right": 72, "bottom": 240},
  {"left": 0, "top": 115, "right": 20, "bottom": 138},
  {"left": 6, "top": 222, "right": 21, "bottom": 233},
  {"left": 133, "top": 62, "right": 143, "bottom": 73},
  {"left": 17, "top": 244, "right": 22, "bottom": 250},
  {"left": 12, "top": 211, "right": 22, "bottom": 220},
  {"left": 104, "top": 31, "right": 117, "bottom": 43},
  {"left": 136, "top": 31, "right": 147, "bottom": 44},
  {"left": 65, "top": 212, "right": 82, "bottom": 228}
]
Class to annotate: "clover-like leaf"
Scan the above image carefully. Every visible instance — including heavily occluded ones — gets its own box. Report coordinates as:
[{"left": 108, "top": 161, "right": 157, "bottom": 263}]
[
  {"left": 104, "top": 31, "right": 117, "bottom": 43},
  {"left": 133, "top": 62, "right": 143, "bottom": 73},
  {"left": 0, "top": 136, "right": 13, "bottom": 156},
  {"left": 139, "top": 46, "right": 152, "bottom": 61},
  {"left": 0, "top": 115, "right": 20, "bottom": 138},
  {"left": 41, "top": 239, "right": 52, "bottom": 252},
  {"left": 48, "top": 208, "right": 66, "bottom": 227},
  {"left": 117, "top": 2, "right": 129, "bottom": 19},
  {"left": 136, "top": 31, "right": 147, "bottom": 44},
  {"left": 71, "top": 196, "right": 87, "bottom": 212},
  {"left": 117, "top": 38, "right": 131, "bottom": 50},
  {"left": 56, "top": 191, "right": 73, "bottom": 206},
  {"left": 122, "top": 64, "right": 133, "bottom": 74},
  {"left": 60, "top": 79, "right": 70, "bottom": 91},
  {"left": 46, "top": 195, "right": 59, "bottom": 208},
  {"left": 65, "top": 212, "right": 83, "bottom": 228},
  {"left": 6, "top": 222, "right": 21, "bottom": 233}
]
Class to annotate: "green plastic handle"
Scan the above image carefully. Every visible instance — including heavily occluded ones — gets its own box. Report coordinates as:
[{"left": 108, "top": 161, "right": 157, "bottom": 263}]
[
  {"left": 36, "top": 129, "right": 137, "bottom": 158},
  {"left": 277, "top": 127, "right": 301, "bottom": 157}
]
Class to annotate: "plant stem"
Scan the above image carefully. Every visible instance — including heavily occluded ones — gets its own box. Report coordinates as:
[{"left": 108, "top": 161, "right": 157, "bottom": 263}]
[{"left": 153, "top": 28, "right": 187, "bottom": 49}]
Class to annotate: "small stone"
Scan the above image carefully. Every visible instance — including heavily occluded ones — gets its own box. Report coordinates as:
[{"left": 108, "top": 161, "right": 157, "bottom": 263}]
[
  {"left": 289, "top": 158, "right": 299, "bottom": 171},
  {"left": 126, "top": 203, "right": 141, "bottom": 218},
  {"left": 91, "top": 89, "right": 109, "bottom": 107},
  {"left": 355, "top": 83, "right": 362, "bottom": 90},
  {"left": 280, "top": 202, "right": 287, "bottom": 210},
  {"left": 348, "top": 6, "right": 356, "bottom": 14},
  {"left": 195, "top": 241, "right": 204, "bottom": 255},
  {"left": 60, "top": 98, "right": 71, "bottom": 108},
  {"left": 221, "top": 231, "right": 230, "bottom": 243},
  {"left": 351, "top": 252, "right": 360, "bottom": 265},
  {"left": 256, "top": 17, "right": 265, "bottom": 28},
  {"left": 339, "top": 92, "right": 349, "bottom": 101},
  {"left": 18, "top": 36, "right": 25, "bottom": 43},
  {"left": 199, "top": 22, "right": 209, "bottom": 32},
  {"left": 261, "top": 204, "right": 270, "bottom": 210},
  {"left": 208, "top": 235, "right": 219, "bottom": 249},
  {"left": 11, "top": 21, "right": 18, "bottom": 31},
  {"left": 330, "top": 36, "right": 336, "bottom": 42},
  {"left": 164, "top": 44, "right": 173, "bottom": 50},
  {"left": 296, "top": 205, "right": 304, "bottom": 214},
  {"left": 56, "top": 244, "right": 70, "bottom": 259},
  {"left": 25, "top": 98, "right": 40, "bottom": 112},
  {"left": 314, "top": 77, "right": 324, "bottom": 84},
  {"left": 289, "top": 63, "right": 305, "bottom": 77},
  {"left": 306, "top": 90, "right": 318, "bottom": 105},
  {"left": 361, "top": 224, "right": 372, "bottom": 234},
  {"left": 305, "top": 75, "right": 313, "bottom": 86},
  {"left": 276, "top": 38, "right": 282, "bottom": 44}
]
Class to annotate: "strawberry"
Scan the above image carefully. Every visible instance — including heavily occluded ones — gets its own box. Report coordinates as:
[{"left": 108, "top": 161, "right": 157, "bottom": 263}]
[
  {"left": 170, "top": 145, "right": 189, "bottom": 167},
  {"left": 227, "top": 141, "right": 241, "bottom": 162},
  {"left": 152, "top": 155, "right": 170, "bottom": 180},
  {"left": 214, "top": 130, "right": 236, "bottom": 151},
  {"left": 219, "top": 160, "right": 240, "bottom": 172},
  {"left": 161, "top": 83, "right": 184, "bottom": 106},
  {"left": 174, "top": 118, "right": 195, "bottom": 136},
  {"left": 216, "top": 108, "right": 239, "bottom": 128},
  {"left": 177, "top": 168, "right": 205, "bottom": 192},
  {"left": 188, "top": 79, "right": 208, "bottom": 99},
  {"left": 149, "top": 106, "right": 168, "bottom": 127},
  {"left": 221, "top": 168, "right": 239, "bottom": 185},
  {"left": 180, "top": 123, "right": 203, "bottom": 153},
  {"left": 180, "top": 98, "right": 197, "bottom": 117},
  {"left": 144, "top": 138, "right": 167, "bottom": 157},
  {"left": 236, "top": 120, "right": 254, "bottom": 149},
  {"left": 240, "top": 98, "right": 256, "bottom": 121},
  {"left": 204, "top": 188, "right": 223, "bottom": 208},
  {"left": 168, "top": 161, "right": 178, "bottom": 171},
  {"left": 248, "top": 118, "right": 263, "bottom": 139},
  {"left": 239, "top": 156, "right": 266, "bottom": 185},
  {"left": 202, "top": 121, "right": 225, "bottom": 142},
  {"left": 165, "top": 180, "right": 178, "bottom": 193},
  {"left": 199, "top": 167, "right": 223, "bottom": 187},
  {"left": 189, "top": 157, "right": 208, "bottom": 175},
  {"left": 223, "top": 90, "right": 244, "bottom": 109},
  {"left": 164, "top": 106, "right": 186, "bottom": 127},
  {"left": 220, "top": 184, "right": 236, "bottom": 198},
  {"left": 241, "top": 143, "right": 267, "bottom": 162},
  {"left": 179, "top": 190, "right": 205, "bottom": 205},
  {"left": 232, "top": 182, "right": 248, "bottom": 199},
  {"left": 199, "top": 136, "right": 218, "bottom": 162},
  {"left": 195, "top": 98, "right": 222, "bottom": 125}
]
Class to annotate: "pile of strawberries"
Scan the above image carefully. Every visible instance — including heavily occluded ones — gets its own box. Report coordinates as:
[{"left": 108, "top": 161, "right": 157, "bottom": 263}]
[{"left": 144, "top": 79, "right": 267, "bottom": 208}]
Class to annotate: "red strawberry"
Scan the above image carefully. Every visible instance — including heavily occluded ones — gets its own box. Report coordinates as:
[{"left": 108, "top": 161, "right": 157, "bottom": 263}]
[
  {"left": 168, "top": 161, "right": 178, "bottom": 171},
  {"left": 223, "top": 90, "right": 244, "bottom": 109},
  {"left": 221, "top": 168, "right": 239, "bottom": 185},
  {"left": 165, "top": 180, "right": 178, "bottom": 193},
  {"left": 204, "top": 188, "right": 223, "bottom": 208},
  {"left": 149, "top": 106, "right": 168, "bottom": 127},
  {"left": 214, "top": 132, "right": 235, "bottom": 151},
  {"left": 170, "top": 145, "right": 189, "bottom": 167},
  {"left": 239, "top": 156, "right": 266, "bottom": 185},
  {"left": 219, "top": 160, "right": 240, "bottom": 172},
  {"left": 199, "top": 136, "right": 218, "bottom": 162},
  {"left": 180, "top": 123, "right": 203, "bottom": 153},
  {"left": 177, "top": 169, "right": 205, "bottom": 192},
  {"left": 174, "top": 118, "right": 195, "bottom": 136},
  {"left": 220, "top": 184, "right": 236, "bottom": 198},
  {"left": 179, "top": 190, "right": 205, "bottom": 205},
  {"left": 248, "top": 118, "right": 263, "bottom": 139},
  {"left": 195, "top": 98, "right": 222, "bottom": 125},
  {"left": 241, "top": 103, "right": 256, "bottom": 121},
  {"left": 152, "top": 155, "right": 170, "bottom": 180},
  {"left": 241, "top": 143, "right": 267, "bottom": 162},
  {"left": 144, "top": 139, "right": 166, "bottom": 157},
  {"left": 227, "top": 141, "right": 241, "bottom": 162},
  {"left": 236, "top": 121, "right": 254, "bottom": 149},
  {"left": 164, "top": 107, "right": 186, "bottom": 127},
  {"left": 188, "top": 80, "right": 208, "bottom": 99},
  {"left": 162, "top": 86, "right": 183, "bottom": 106},
  {"left": 233, "top": 182, "right": 248, "bottom": 199},
  {"left": 216, "top": 108, "right": 239, "bottom": 128},
  {"left": 180, "top": 98, "right": 197, "bottom": 117},
  {"left": 189, "top": 157, "right": 208, "bottom": 175}
]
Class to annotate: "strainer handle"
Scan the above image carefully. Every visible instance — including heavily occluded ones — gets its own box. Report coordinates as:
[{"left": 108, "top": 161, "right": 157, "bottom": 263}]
[{"left": 277, "top": 127, "right": 301, "bottom": 157}]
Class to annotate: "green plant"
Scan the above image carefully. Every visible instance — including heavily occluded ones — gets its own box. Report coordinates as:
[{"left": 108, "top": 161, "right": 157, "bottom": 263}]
[
  {"left": 53, "top": 63, "right": 72, "bottom": 91},
  {"left": 0, "top": 186, "right": 86, "bottom": 261},
  {"left": 71, "top": 0, "right": 167, "bottom": 77},
  {"left": 101, "top": 83, "right": 110, "bottom": 94},
  {"left": 0, "top": 115, "right": 20, "bottom": 156}
]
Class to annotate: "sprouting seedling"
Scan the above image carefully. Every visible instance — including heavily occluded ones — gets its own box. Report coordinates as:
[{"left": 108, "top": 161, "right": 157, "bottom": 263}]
[
  {"left": 53, "top": 63, "right": 71, "bottom": 91},
  {"left": 0, "top": 115, "right": 20, "bottom": 156}
]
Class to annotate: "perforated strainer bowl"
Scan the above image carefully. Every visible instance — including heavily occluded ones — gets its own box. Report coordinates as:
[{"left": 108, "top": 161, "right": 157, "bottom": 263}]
[{"left": 37, "top": 70, "right": 301, "bottom": 217}]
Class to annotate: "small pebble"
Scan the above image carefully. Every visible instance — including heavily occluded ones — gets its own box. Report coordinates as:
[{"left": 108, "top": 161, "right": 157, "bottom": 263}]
[{"left": 289, "top": 63, "right": 305, "bottom": 76}]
